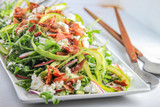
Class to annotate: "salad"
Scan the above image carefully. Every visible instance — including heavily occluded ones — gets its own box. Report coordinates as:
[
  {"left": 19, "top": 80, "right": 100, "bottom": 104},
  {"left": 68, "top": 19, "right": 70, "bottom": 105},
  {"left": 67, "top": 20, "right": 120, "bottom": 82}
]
[{"left": 0, "top": 0, "right": 131, "bottom": 104}]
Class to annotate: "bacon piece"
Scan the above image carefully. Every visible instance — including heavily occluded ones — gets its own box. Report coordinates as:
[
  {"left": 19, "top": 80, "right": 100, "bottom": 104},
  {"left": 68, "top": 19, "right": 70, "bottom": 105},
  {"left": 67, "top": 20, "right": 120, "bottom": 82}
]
[
  {"left": 53, "top": 76, "right": 68, "bottom": 82},
  {"left": 15, "top": 20, "right": 28, "bottom": 35},
  {"left": 46, "top": 10, "right": 64, "bottom": 15},
  {"left": 45, "top": 65, "right": 53, "bottom": 85},
  {"left": 29, "top": 20, "right": 38, "bottom": 24},
  {"left": 56, "top": 32, "right": 66, "bottom": 41},
  {"left": 48, "top": 34, "right": 57, "bottom": 38},
  {"left": 56, "top": 52, "right": 68, "bottom": 56},
  {"left": 71, "top": 59, "right": 86, "bottom": 74},
  {"left": 113, "top": 80, "right": 127, "bottom": 86},
  {"left": 49, "top": 29, "right": 66, "bottom": 41},
  {"left": 69, "top": 22, "right": 84, "bottom": 36},
  {"left": 66, "top": 76, "right": 83, "bottom": 84},
  {"left": 34, "top": 31, "right": 42, "bottom": 37},
  {"left": 38, "top": 23, "right": 48, "bottom": 27},
  {"left": 50, "top": 23, "right": 59, "bottom": 29},
  {"left": 29, "top": 2, "right": 39, "bottom": 11},
  {"left": 64, "top": 34, "right": 73, "bottom": 39},
  {"left": 69, "top": 38, "right": 80, "bottom": 46},
  {"left": 28, "top": 24, "right": 36, "bottom": 33},
  {"left": 53, "top": 68, "right": 65, "bottom": 77},
  {"left": 35, "top": 13, "right": 44, "bottom": 20},
  {"left": 47, "top": 65, "right": 65, "bottom": 77},
  {"left": 13, "top": 18, "right": 20, "bottom": 24},
  {"left": 63, "top": 84, "right": 74, "bottom": 93},
  {"left": 81, "top": 41, "right": 84, "bottom": 47},
  {"left": 50, "top": 16, "right": 56, "bottom": 25},
  {"left": 62, "top": 45, "right": 80, "bottom": 55},
  {"left": 64, "top": 18, "right": 69, "bottom": 25},
  {"left": 13, "top": 7, "right": 26, "bottom": 19},
  {"left": 113, "top": 86, "right": 123, "bottom": 91},
  {"left": 48, "top": 28, "right": 59, "bottom": 33}
]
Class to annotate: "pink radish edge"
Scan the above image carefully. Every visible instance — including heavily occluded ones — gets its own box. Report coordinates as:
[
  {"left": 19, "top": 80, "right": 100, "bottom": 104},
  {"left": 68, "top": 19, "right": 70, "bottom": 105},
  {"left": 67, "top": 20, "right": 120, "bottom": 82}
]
[
  {"left": 60, "top": 59, "right": 78, "bottom": 70},
  {"left": 15, "top": 74, "right": 31, "bottom": 79},
  {"left": 34, "top": 59, "right": 54, "bottom": 67},
  {"left": 29, "top": 90, "right": 40, "bottom": 95},
  {"left": 91, "top": 81, "right": 104, "bottom": 93},
  {"left": 19, "top": 51, "right": 34, "bottom": 59}
]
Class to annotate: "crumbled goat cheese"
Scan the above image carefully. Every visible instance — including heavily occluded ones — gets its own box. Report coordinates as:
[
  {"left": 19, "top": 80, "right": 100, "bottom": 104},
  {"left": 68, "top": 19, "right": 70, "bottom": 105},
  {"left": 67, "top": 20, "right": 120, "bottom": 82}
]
[
  {"left": 74, "top": 80, "right": 81, "bottom": 90},
  {"left": 32, "top": 5, "right": 45, "bottom": 14},
  {"left": 55, "top": 81, "right": 64, "bottom": 90},
  {"left": 30, "top": 74, "right": 44, "bottom": 91},
  {"left": 57, "top": 22, "right": 69, "bottom": 32},
  {"left": 57, "top": 39, "right": 69, "bottom": 47},
  {"left": 42, "top": 84, "right": 56, "bottom": 94},
  {"left": 64, "top": 13, "right": 76, "bottom": 21},
  {"left": 81, "top": 37, "right": 89, "bottom": 48},
  {"left": 65, "top": 67, "right": 71, "bottom": 74},
  {"left": 83, "top": 82, "right": 102, "bottom": 93}
]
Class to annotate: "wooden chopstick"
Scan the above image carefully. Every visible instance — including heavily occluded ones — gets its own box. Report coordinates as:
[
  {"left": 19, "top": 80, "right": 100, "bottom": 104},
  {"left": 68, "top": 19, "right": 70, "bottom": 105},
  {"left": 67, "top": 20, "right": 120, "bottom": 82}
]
[
  {"left": 84, "top": 8, "right": 143, "bottom": 57},
  {"left": 114, "top": 7, "right": 137, "bottom": 62}
]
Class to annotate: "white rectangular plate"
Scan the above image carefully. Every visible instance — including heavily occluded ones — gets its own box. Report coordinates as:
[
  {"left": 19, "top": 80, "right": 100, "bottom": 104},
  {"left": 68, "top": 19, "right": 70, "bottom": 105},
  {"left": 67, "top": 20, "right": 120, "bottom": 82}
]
[
  {"left": 0, "top": 6, "right": 150, "bottom": 104},
  {"left": 0, "top": 41, "right": 150, "bottom": 103}
]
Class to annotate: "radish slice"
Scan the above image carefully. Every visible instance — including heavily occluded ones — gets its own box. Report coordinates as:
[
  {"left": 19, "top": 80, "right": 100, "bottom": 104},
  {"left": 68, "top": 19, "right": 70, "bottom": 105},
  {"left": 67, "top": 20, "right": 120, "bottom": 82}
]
[
  {"left": 34, "top": 60, "right": 54, "bottom": 67},
  {"left": 4, "top": 55, "right": 7, "bottom": 58},
  {"left": 55, "top": 88, "right": 65, "bottom": 92},
  {"left": 29, "top": 90, "right": 40, "bottom": 95},
  {"left": 19, "top": 51, "right": 34, "bottom": 59},
  {"left": 60, "top": 59, "right": 78, "bottom": 71},
  {"left": 91, "top": 81, "right": 104, "bottom": 93},
  {"left": 16, "top": 74, "right": 31, "bottom": 79}
]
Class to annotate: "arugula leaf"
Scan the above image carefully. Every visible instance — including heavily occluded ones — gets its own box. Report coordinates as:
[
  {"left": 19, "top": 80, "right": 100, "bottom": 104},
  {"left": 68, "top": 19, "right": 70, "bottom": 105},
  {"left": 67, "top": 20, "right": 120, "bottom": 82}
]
[
  {"left": 40, "top": 92, "right": 59, "bottom": 104},
  {"left": 86, "top": 30, "right": 100, "bottom": 45},
  {"left": 15, "top": 79, "right": 31, "bottom": 91}
]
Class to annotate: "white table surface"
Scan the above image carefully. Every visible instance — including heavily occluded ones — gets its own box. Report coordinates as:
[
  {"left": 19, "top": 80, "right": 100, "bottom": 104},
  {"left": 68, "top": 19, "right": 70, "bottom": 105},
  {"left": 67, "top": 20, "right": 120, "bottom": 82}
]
[{"left": 0, "top": 0, "right": 160, "bottom": 107}]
